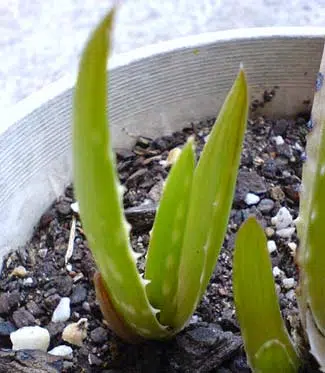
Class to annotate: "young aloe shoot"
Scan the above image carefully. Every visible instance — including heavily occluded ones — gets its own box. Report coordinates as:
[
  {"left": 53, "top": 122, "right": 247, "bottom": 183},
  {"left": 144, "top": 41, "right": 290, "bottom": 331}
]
[
  {"left": 233, "top": 217, "right": 300, "bottom": 372},
  {"left": 233, "top": 42, "right": 325, "bottom": 372},
  {"left": 296, "top": 42, "right": 325, "bottom": 370},
  {"left": 73, "top": 7, "right": 248, "bottom": 342}
]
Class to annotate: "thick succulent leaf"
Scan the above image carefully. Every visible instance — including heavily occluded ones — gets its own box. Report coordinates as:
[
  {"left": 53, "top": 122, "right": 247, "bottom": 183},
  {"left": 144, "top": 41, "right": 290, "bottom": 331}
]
[
  {"left": 145, "top": 138, "right": 195, "bottom": 326},
  {"left": 174, "top": 68, "right": 248, "bottom": 330},
  {"left": 233, "top": 217, "right": 300, "bottom": 371},
  {"left": 255, "top": 340, "right": 297, "bottom": 373},
  {"left": 296, "top": 46, "right": 325, "bottom": 368},
  {"left": 73, "top": 9, "right": 169, "bottom": 340}
]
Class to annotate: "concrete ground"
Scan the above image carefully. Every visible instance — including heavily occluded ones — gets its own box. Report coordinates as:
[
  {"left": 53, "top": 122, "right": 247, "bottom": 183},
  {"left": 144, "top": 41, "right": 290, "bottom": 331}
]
[{"left": 1, "top": 0, "right": 325, "bottom": 110}]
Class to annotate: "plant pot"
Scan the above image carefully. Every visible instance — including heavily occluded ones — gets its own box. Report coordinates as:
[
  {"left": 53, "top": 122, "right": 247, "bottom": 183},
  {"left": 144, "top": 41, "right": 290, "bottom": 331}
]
[{"left": 0, "top": 27, "right": 324, "bottom": 371}]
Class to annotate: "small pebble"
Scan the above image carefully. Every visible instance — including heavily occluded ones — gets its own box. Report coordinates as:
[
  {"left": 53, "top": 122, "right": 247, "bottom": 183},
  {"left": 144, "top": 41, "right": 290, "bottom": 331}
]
[
  {"left": 276, "top": 227, "right": 296, "bottom": 238},
  {"left": 71, "top": 202, "right": 79, "bottom": 213},
  {"left": 265, "top": 227, "right": 275, "bottom": 238},
  {"left": 38, "top": 248, "right": 48, "bottom": 258},
  {"left": 23, "top": 277, "right": 33, "bottom": 286},
  {"left": 10, "top": 326, "right": 50, "bottom": 351},
  {"left": 286, "top": 289, "right": 296, "bottom": 301},
  {"left": 270, "top": 186, "right": 285, "bottom": 201},
  {"left": 88, "top": 353, "right": 103, "bottom": 366},
  {"left": 274, "top": 136, "right": 284, "bottom": 145},
  {"left": 82, "top": 301, "right": 91, "bottom": 312},
  {"left": 271, "top": 207, "right": 293, "bottom": 229},
  {"left": 90, "top": 327, "right": 108, "bottom": 344},
  {"left": 272, "top": 266, "right": 282, "bottom": 277},
  {"left": 282, "top": 278, "right": 295, "bottom": 289},
  {"left": 245, "top": 193, "right": 260, "bottom": 206},
  {"left": 267, "top": 240, "right": 277, "bottom": 254},
  {"left": 62, "top": 318, "right": 88, "bottom": 346},
  {"left": 288, "top": 242, "right": 297, "bottom": 256},
  {"left": 258, "top": 198, "right": 275, "bottom": 214},
  {"left": 11, "top": 266, "right": 27, "bottom": 278},
  {"left": 52, "top": 297, "right": 71, "bottom": 323},
  {"left": 282, "top": 170, "right": 291, "bottom": 178},
  {"left": 57, "top": 201, "right": 71, "bottom": 215},
  {"left": 66, "top": 264, "right": 72, "bottom": 272},
  {"left": 48, "top": 345, "right": 73, "bottom": 357}
]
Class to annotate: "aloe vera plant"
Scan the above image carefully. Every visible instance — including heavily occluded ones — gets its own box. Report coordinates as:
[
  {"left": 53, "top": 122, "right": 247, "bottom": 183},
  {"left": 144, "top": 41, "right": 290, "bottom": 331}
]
[
  {"left": 73, "top": 8, "right": 248, "bottom": 342},
  {"left": 296, "top": 45, "right": 325, "bottom": 371},
  {"left": 233, "top": 43, "right": 325, "bottom": 372}
]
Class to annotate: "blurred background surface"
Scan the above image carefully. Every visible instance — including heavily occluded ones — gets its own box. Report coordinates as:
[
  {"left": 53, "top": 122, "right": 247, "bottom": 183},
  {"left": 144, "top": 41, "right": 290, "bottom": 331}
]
[{"left": 1, "top": 0, "right": 325, "bottom": 110}]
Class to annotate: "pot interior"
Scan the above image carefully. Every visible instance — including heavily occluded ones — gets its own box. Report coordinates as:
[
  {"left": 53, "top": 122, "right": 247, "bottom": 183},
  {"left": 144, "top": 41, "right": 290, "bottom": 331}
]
[{"left": 1, "top": 29, "right": 324, "bottom": 261}]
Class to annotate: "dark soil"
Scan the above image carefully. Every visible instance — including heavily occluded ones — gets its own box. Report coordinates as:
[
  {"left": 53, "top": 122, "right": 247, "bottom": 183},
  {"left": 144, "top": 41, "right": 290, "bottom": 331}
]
[{"left": 0, "top": 112, "right": 320, "bottom": 372}]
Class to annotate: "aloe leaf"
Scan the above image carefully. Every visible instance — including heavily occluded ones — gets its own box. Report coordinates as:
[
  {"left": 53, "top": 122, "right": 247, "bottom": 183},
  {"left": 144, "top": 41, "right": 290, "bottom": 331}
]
[
  {"left": 174, "top": 68, "right": 249, "bottom": 330},
  {"left": 255, "top": 340, "right": 297, "bottom": 373},
  {"left": 233, "top": 217, "right": 300, "bottom": 371},
  {"left": 145, "top": 138, "right": 195, "bottom": 326},
  {"left": 73, "top": 8, "right": 169, "bottom": 340},
  {"left": 296, "top": 45, "right": 325, "bottom": 369}
]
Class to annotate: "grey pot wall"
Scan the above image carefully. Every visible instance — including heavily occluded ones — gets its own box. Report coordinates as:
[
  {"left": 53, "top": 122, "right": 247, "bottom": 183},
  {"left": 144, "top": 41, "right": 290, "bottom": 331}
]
[{"left": 1, "top": 27, "right": 325, "bottom": 265}]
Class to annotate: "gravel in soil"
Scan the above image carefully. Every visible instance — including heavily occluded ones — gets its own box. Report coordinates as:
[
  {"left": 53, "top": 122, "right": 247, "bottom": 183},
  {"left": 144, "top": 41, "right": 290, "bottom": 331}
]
[{"left": 0, "top": 113, "right": 320, "bottom": 372}]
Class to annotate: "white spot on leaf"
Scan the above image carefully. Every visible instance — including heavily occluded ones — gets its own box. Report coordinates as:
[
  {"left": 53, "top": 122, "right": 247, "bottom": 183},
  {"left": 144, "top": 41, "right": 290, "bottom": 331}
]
[
  {"left": 138, "top": 327, "right": 151, "bottom": 336},
  {"left": 311, "top": 210, "right": 317, "bottom": 222},
  {"left": 120, "top": 302, "right": 136, "bottom": 316},
  {"left": 166, "top": 254, "right": 175, "bottom": 270},
  {"left": 162, "top": 281, "right": 171, "bottom": 296},
  {"left": 105, "top": 260, "right": 123, "bottom": 283},
  {"left": 321, "top": 165, "right": 325, "bottom": 176},
  {"left": 176, "top": 204, "right": 184, "bottom": 221},
  {"left": 199, "top": 272, "right": 205, "bottom": 285},
  {"left": 172, "top": 230, "right": 181, "bottom": 244}
]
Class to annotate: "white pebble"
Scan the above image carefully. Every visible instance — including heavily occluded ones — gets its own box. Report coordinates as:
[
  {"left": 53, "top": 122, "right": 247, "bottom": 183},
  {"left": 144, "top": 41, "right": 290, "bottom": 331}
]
[
  {"left": 71, "top": 202, "right": 79, "bottom": 213},
  {"left": 276, "top": 227, "right": 296, "bottom": 238},
  {"left": 271, "top": 207, "right": 293, "bottom": 229},
  {"left": 62, "top": 318, "right": 88, "bottom": 346},
  {"left": 11, "top": 326, "right": 50, "bottom": 351},
  {"left": 265, "top": 227, "right": 275, "bottom": 238},
  {"left": 275, "top": 136, "right": 285, "bottom": 145},
  {"left": 245, "top": 193, "right": 260, "bottom": 205},
  {"left": 288, "top": 242, "right": 297, "bottom": 256},
  {"left": 267, "top": 240, "right": 277, "bottom": 254},
  {"left": 52, "top": 297, "right": 71, "bottom": 323},
  {"left": 272, "top": 266, "right": 282, "bottom": 277},
  {"left": 286, "top": 289, "right": 296, "bottom": 301},
  {"left": 23, "top": 277, "right": 33, "bottom": 286},
  {"left": 282, "top": 278, "right": 295, "bottom": 289},
  {"left": 48, "top": 345, "right": 73, "bottom": 357}
]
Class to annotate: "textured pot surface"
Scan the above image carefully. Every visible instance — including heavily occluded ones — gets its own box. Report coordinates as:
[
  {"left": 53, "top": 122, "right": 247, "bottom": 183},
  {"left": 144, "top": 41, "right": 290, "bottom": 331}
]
[{"left": 1, "top": 27, "right": 324, "bottom": 261}]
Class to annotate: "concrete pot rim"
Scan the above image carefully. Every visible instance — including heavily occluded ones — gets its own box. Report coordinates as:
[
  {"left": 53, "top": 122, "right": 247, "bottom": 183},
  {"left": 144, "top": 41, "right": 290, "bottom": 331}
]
[{"left": 2, "top": 26, "right": 325, "bottom": 136}]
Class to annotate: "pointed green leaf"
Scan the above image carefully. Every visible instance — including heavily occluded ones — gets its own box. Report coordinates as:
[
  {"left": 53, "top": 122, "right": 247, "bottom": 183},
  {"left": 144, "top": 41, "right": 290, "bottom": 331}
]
[
  {"left": 174, "top": 68, "right": 249, "bottom": 330},
  {"left": 255, "top": 340, "right": 297, "bottom": 373},
  {"left": 73, "top": 8, "right": 169, "bottom": 339},
  {"left": 296, "top": 46, "right": 325, "bottom": 369},
  {"left": 233, "top": 217, "right": 300, "bottom": 371},
  {"left": 145, "top": 138, "right": 195, "bottom": 326}
]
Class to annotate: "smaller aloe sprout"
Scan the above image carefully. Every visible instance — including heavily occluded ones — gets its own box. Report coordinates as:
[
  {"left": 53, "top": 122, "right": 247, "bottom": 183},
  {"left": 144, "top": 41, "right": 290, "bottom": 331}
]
[
  {"left": 233, "top": 217, "right": 300, "bottom": 372},
  {"left": 73, "top": 7, "right": 248, "bottom": 342},
  {"left": 233, "top": 42, "right": 325, "bottom": 372}
]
